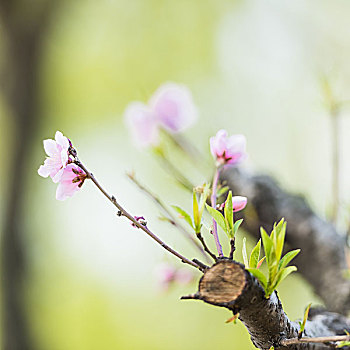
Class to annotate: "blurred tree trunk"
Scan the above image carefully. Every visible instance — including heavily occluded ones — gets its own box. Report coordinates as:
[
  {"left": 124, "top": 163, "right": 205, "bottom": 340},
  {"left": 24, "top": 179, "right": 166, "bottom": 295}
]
[{"left": 0, "top": 2, "right": 56, "bottom": 349}]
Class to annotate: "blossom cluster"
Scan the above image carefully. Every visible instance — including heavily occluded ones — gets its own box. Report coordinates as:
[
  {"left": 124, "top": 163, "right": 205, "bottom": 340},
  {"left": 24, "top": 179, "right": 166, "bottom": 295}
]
[
  {"left": 38, "top": 131, "right": 86, "bottom": 200},
  {"left": 124, "top": 82, "right": 198, "bottom": 148}
]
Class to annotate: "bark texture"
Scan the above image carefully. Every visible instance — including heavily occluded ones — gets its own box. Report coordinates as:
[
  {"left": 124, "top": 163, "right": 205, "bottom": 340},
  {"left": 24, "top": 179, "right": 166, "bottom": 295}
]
[
  {"left": 184, "top": 259, "right": 350, "bottom": 350},
  {"left": 182, "top": 167, "right": 350, "bottom": 349},
  {"left": 221, "top": 168, "right": 350, "bottom": 315}
]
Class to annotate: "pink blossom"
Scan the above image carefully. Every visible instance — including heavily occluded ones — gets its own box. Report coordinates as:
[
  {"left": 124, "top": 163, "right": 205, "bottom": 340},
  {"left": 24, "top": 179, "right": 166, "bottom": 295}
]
[
  {"left": 124, "top": 102, "right": 159, "bottom": 148},
  {"left": 149, "top": 82, "right": 198, "bottom": 133},
  {"left": 38, "top": 131, "right": 70, "bottom": 183},
  {"left": 210, "top": 129, "right": 246, "bottom": 166},
  {"left": 124, "top": 82, "right": 198, "bottom": 147},
  {"left": 220, "top": 196, "right": 248, "bottom": 212},
  {"left": 56, "top": 164, "right": 87, "bottom": 201}
]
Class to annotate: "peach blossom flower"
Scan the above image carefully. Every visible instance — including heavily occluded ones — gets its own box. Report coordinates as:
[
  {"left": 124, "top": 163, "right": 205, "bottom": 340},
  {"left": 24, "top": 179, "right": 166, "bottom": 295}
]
[
  {"left": 210, "top": 129, "right": 246, "bottom": 166},
  {"left": 124, "top": 82, "right": 198, "bottom": 147},
  {"left": 38, "top": 131, "right": 70, "bottom": 183},
  {"left": 56, "top": 164, "right": 86, "bottom": 201}
]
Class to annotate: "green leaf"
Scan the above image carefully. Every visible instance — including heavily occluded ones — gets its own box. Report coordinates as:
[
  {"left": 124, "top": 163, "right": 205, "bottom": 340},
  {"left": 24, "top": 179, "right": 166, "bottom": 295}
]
[
  {"left": 249, "top": 239, "right": 261, "bottom": 269},
  {"left": 298, "top": 303, "right": 311, "bottom": 337},
  {"left": 337, "top": 341, "right": 350, "bottom": 348},
  {"left": 247, "top": 268, "right": 267, "bottom": 290},
  {"left": 198, "top": 183, "right": 210, "bottom": 218},
  {"left": 193, "top": 191, "right": 200, "bottom": 232},
  {"left": 278, "top": 249, "right": 300, "bottom": 271},
  {"left": 275, "top": 220, "right": 286, "bottom": 262},
  {"left": 233, "top": 219, "right": 243, "bottom": 237},
  {"left": 272, "top": 266, "right": 297, "bottom": 291},
  {"left": 224, "top": 191, "right": 234, "bottom": 234},
  {"left": 217, "top": 186, "right": 229, "bottom": 197},
  {"left": 242, "top": 237, "right": 249, "bottom": 266},
  {"left": 260, "top": 227, "right": 274, "bottom": 265},
  {"left": 205, "top": 204, "right": 227, "bottom": 233},
  {"left": 172, "top": 206, "right": 193, "bottom": 228}
]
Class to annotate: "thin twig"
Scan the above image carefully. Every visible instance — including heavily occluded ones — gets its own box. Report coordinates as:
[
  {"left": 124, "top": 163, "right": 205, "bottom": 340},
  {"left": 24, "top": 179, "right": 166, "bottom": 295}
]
[
  {"left": 127, "top": 172, "right": 210, "bottom": 261},
  {"left": 70, "top": 152, "right": 202, "bottom": 271},
  {"left": 196, "top": 232, "right": 217, "bottom": 261},
  {"left": 156, "top": 152, "right": 194, "bottom": 191},
  {"left": 164, "top": 131, "right": 207, "bottom": 166},
  {"left": 229, "top": 238, "right": 235, "bottom": 259},
  {"left": 281, "top": 335, "right": 350, "bottom": 346},
  {"left": 211, "top": 167, "right": 224, "bottom": 257}
]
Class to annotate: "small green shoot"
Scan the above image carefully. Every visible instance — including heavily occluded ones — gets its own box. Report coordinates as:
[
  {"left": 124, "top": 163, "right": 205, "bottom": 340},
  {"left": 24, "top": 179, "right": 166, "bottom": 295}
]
[
  {"left": 298, "top": 303, "right": 311, "bottom": 339},
  {"left": 172, "top": 184, "right": 210, "bottom": 234},
  {"left": 172, "top": 206, "right": 193, "bottom": 229},
  {"left": 337, "top": 330, "right": 350, "bottom": 348},
  {"left": 247, "top": 218, "right": 300, "bottom": 297},
  {"left": 337, "top": 341, "right": 350, "bottom": 348},
  {"left": 205, "top": 190, "right": 244, "bottom": 239},
  {"left": 242, "top": 238, "right": 249, "bottom": 266},
  {"left": 217, "top": 185, "right": 229, "bottom": 197},
  {"left": 225, "top": 313, "right": 239, "bottom": 325}
]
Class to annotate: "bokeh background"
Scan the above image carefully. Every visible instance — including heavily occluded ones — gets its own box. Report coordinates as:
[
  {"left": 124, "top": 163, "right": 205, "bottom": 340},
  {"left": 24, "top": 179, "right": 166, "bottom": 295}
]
[{"left": 1, "top": 0, "right": 350, "bottom": 349}]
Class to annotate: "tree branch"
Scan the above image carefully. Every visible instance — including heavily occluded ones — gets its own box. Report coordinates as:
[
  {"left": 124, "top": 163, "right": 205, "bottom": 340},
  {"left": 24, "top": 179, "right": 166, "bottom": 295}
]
[
  {"left": 71, "top": 153, "right": 203, "bottom": 271},
  {"left": 221, "top": 168, "right": 350, "bottom": 315},
  {"left": 126, "top": 172, "right": 210, "bottom": 260},
  {"left": 182, "top": 259, "right": 350, "bottom": 350}
]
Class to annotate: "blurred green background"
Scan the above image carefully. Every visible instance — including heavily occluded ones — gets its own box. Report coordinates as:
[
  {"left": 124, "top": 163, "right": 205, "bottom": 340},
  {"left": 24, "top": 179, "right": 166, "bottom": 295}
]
[{"left": 1, "top": 0, "right": 350, "bottom": 349}]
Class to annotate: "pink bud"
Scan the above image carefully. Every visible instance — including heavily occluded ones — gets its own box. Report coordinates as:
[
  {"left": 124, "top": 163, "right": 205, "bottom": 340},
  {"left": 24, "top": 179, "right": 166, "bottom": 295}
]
[
  {"left": 232, "top": 196, "right": 248, "bottom": 212},
  {"left": 219, "top": 195, "right": 248, "bottom": 212},
  {"left": 210, "top": 129, "right": 247, "bottom": 166}
]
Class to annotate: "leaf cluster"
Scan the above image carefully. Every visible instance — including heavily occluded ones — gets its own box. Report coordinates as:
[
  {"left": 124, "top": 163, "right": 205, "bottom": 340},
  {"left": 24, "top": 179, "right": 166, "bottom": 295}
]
[
  {"left": 205, "top": 191, "right": 243, "bottom": 239},
  {"left": 242, "top": 238, "right": 265, "bottom": 270},
  {"left": 172, "top": 184, "right": 210, "bottom": 234},
  {"left": 247, "top": 218, "right": 300, "bottom": 298}
]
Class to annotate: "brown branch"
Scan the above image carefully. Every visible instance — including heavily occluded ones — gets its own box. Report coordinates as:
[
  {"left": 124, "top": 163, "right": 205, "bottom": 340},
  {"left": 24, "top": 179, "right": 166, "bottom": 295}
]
[
  {"left": 126, "top": 172, "right": 210, "bottom": 260},
  {"left": 182, "top": 259, "right": 350, "bottom": 350},
  {"left": 195, "top": 232, "right": 217, "bottom": 261},
  {"left": 281, "top": 335, "right": 350, "bottom": 346},
  {"left": 221, "top": 168, "right": 350, "bottom": 315},
  {"left": 71, "top": 152, "right": 202, "bottom": 271}
]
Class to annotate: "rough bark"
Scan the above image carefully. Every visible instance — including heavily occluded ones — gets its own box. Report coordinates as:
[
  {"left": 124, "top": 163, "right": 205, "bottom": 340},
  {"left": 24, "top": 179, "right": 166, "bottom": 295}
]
[
  {"left": 221, "top": 168, "right": 350, "bottom": 315},
  {"left": 183, "top": 259, "right": 350, "bottom": 350}
]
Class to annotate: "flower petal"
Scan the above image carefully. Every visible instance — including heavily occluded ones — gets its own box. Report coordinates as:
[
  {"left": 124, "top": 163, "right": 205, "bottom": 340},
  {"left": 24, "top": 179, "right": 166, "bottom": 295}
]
[
  {"left": 149, "top": 82, "right": 198, "bottom": 133},
  {"left": 43, "top": 139, "right": 57, "bottom": 157},
  {"left": 55, "top": 131, "right": 69, "bottom": 150},
  {"left": 232, "top": 196, "right": 247, "bottom": 212},
  {"left": 124, "top": 102, "right": 159, "bottom": 148},
  {"left": 38, "top": 164, "right": 51, "bottom": 178}
]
